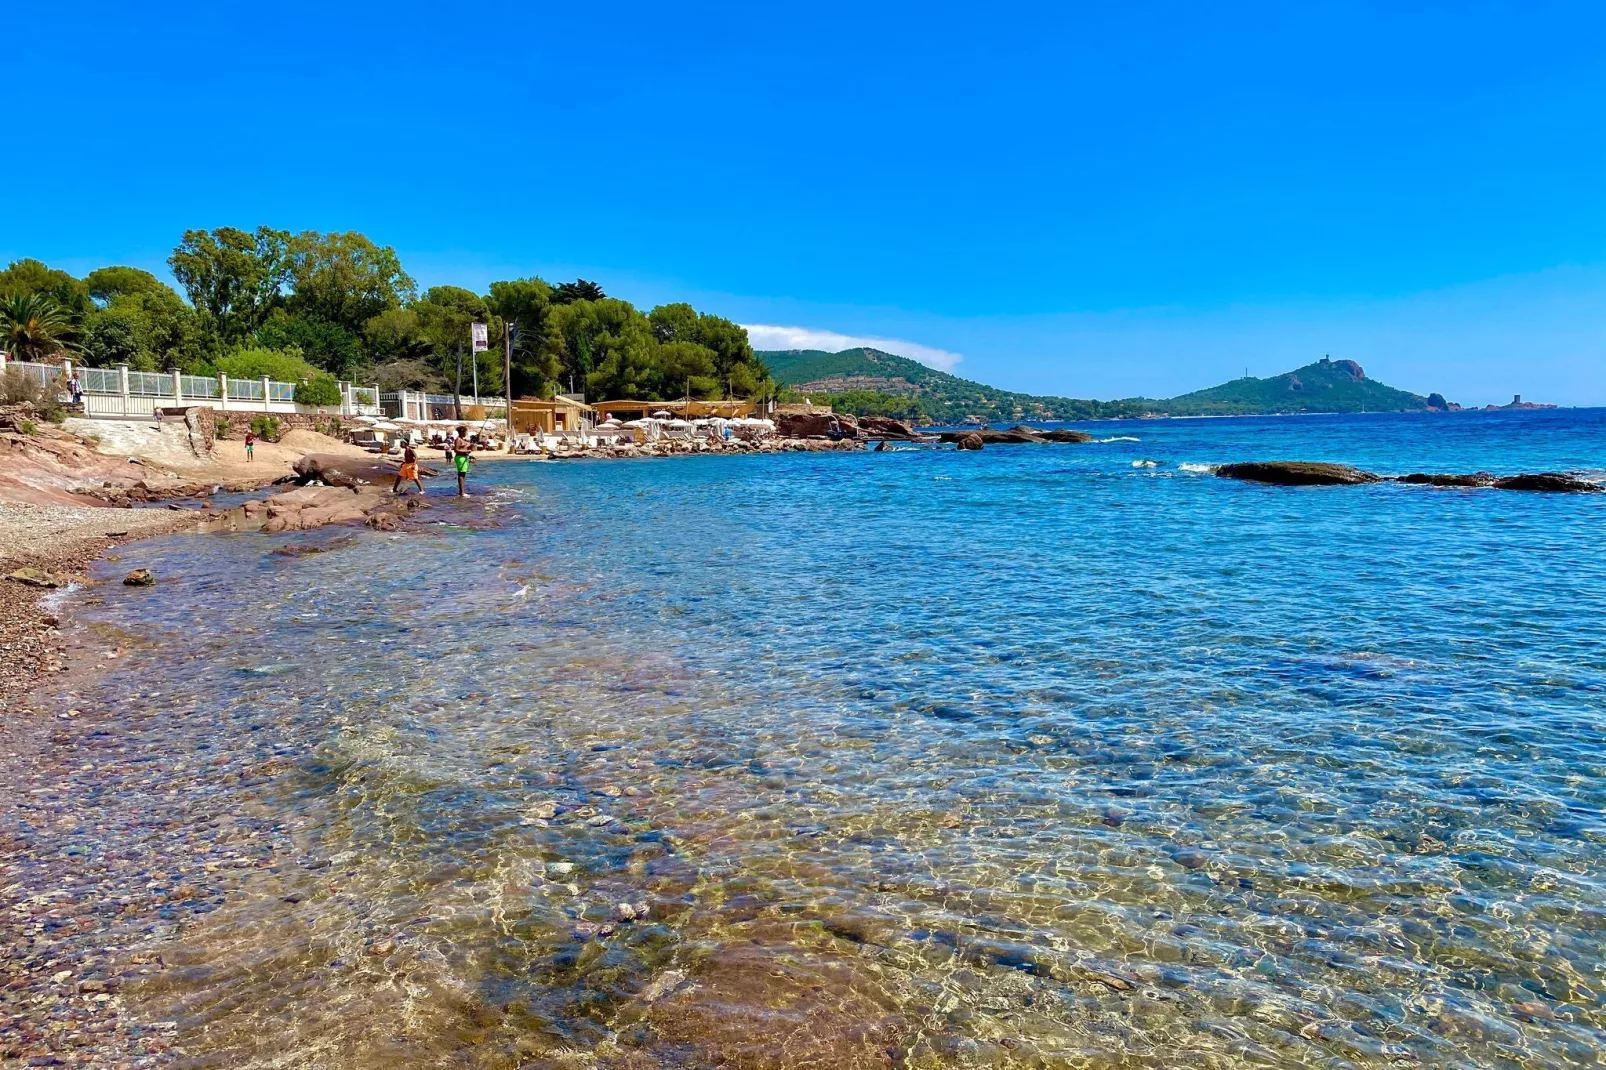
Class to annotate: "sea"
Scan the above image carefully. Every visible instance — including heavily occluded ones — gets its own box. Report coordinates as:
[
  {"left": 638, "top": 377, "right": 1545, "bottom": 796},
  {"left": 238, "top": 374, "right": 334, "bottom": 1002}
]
[{"left": 50, "top": 409, "right": 1606, "bottom": 1066}]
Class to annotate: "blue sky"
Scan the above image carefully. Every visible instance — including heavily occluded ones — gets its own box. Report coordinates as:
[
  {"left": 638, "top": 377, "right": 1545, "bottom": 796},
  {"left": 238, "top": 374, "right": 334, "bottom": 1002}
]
[{"left": 6, "top": 1, "right": 1605, "bottom": 404}]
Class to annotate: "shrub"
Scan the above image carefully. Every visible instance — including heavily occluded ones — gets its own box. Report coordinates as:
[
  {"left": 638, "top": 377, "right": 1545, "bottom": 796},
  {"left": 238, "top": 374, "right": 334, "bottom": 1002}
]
[
  {"left": 0, "top": 367, "right": 65, "bottom": 422},
  {"left": 293, "top": 374, "right": 342, "bottom": 407},
  {"left": 20, "top": 418, "right": 37, "bottom": 434},
  {"left": 216, "top": 346, "right": 320, "bottom": 384},
  {"left": 250, "top": 414, "right": 281, "bottom": 442}
]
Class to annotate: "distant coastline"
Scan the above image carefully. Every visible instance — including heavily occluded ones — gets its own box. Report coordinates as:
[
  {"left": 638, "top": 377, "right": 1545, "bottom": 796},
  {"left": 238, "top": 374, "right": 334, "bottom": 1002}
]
[{"left": 762, "top": 347, "right": 1560, "bottom": 424}]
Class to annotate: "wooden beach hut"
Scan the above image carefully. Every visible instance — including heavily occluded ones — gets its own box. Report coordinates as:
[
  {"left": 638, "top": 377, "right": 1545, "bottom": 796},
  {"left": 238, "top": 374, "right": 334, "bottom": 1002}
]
[{"left": 510, "top": 396, "right": 597, "bottom": 435}]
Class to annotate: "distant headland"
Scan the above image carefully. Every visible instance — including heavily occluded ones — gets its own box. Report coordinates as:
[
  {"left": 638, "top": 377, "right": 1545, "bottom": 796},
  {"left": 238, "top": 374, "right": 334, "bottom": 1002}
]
[{"left": 760, "top": 348, "right": 1550, "bottom": 424}]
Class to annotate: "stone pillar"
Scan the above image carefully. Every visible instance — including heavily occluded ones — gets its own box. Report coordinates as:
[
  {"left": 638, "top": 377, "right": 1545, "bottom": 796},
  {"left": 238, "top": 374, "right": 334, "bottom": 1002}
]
[
  {"left": 118, "top": 363, "right": 131, "bottom": 417},
  {"left": 338, "top": 380, "right": 351, "bottom": 416},
  {"left": 261, "top": 376, "right": 271, "bottom": 412},
  {"left": 219, "top": 373, "right": 230, "bottom": 411},
  {"left": 172, "top": 367, "right": 183, "bottom": 407}
]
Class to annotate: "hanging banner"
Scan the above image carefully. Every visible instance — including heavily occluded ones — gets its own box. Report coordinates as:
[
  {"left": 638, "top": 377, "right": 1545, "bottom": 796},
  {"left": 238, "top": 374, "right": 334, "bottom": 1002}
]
[{"left": 470, "top": 322, "right": 490, "bottom": 353}]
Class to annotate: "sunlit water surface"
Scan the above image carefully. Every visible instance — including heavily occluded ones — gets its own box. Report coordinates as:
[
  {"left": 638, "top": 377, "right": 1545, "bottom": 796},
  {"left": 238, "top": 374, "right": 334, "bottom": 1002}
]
[{"left": 76, "top": 410, "right": 1606, "bottom": 1068}]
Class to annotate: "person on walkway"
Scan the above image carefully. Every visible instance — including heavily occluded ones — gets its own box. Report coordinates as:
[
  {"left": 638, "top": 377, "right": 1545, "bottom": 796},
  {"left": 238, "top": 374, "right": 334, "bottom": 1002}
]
[
  {"left": 244, "top": 430, "right": 256, "bottom": 462},
  {"left": 393, "top": 442, "right": 423, "bottom": 496},
  {"left": 451, "top": 425, "right": 473, "bottom": 497},
  {"left": 67, "top": 375, "right": 82, "bottom": 408}
]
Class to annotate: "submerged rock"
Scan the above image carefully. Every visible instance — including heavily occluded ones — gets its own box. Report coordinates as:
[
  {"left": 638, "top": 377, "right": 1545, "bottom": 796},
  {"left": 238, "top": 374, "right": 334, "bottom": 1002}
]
[
  {"left": 1491, "top": 473, "right": 1601, "bottom": 493},
  {"left": 122, "top": 568, "right": 155, "bottom": 586},
  {"left": 955, "top": 432, "right": 985, "bottom": 451},
  {"left": 1216, "top": 461, "right": 1381, "bottom": 486},
  {"left": 939, "top": 428, "right": 1042, "bottom": 445},
  {"left": 1393, "top": 472, "right": 1495, "bottom": 487},
  {"left": 936, "top": 426, "right": 1091, "bottom": 445}
]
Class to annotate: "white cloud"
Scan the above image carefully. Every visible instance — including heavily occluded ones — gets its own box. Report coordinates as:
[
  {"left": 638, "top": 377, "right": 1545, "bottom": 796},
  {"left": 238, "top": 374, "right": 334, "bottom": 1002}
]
[{"left": 741, "top": 324, "right": 964, "bottom": 372}]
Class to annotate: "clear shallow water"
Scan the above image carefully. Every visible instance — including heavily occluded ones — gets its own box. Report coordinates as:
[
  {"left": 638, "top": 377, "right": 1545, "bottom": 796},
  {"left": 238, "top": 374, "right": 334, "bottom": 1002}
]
[{"left": 71, "top": 410, "right": 1606, "bottom": 1067}]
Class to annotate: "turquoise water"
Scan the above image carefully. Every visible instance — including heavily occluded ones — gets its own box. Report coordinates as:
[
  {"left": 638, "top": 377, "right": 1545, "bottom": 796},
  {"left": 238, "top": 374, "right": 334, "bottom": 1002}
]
[{"left": 71, "top": 410, "right": 1606, "bottom": 1067}]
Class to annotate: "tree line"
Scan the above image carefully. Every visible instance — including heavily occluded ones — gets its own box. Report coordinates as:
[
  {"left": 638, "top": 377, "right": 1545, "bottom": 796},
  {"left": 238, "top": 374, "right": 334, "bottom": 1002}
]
[{"left": 0, "top": 227, "right": 773, "bottom": 403}]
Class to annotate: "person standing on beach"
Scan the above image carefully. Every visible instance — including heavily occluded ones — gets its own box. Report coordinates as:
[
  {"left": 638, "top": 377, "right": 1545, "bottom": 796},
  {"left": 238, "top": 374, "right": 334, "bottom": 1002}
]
[
  {"left": 451, "top": 425, "right": 473, "bottom": 497},
  {"left": 244, "top": 430, "right": 255, "bottom": 462},
  {"left": 393, "top": 442, "right": 424, "bottom": 496}
]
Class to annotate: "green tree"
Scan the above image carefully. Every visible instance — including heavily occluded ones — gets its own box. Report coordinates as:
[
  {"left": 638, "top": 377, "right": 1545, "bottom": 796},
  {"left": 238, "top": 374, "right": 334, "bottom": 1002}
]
[
  {"left": 82, "top": 299, "right": 206, "bottom": 372},
  {"left": 584, "top": 317, "right": 663, "bottom": 400},
  {"left": 656, "top": 340, "right": 721, "bottom": 398},
  {"left": 486, "top": 277, "right": 560, "bottom": 397},
  {"left": 0, "top": 259, "right": 91, "bottom": 318},
  {"left": 362, "top": 307, "right": 429, "bottom": 362},
  {"left": 546, "top": 298, "right": 648, "bottom": 396},
  {"left": 413, "top": 286, "right": 502, "bottom": 396},
  {"left": 168, "top": 226, "right": 291, "bottom": 343},
  {"left": 283, "top": 230, "right": 416, "bottom": 335},
  {"left": 80, "top": 269, "right": 207, "bottom": 371},
  {"left": 84, "top": 266, "right": 173, "bottom": 305},
  {"left": 647, "top": 303, "right": 763, "bottom": 396},
  {"left": 1, "top": 295, "right": 79, "bottom": 361},
  {"left": 551, "top": 279, "right": 605, "bottom": 305},
  {"left": 255, "top": 311, "right": 362, "bottom": 374},
  {"left": 346, "top": 357, "right": 448, "bottom": 392},
  {"left": 83, "top": 308, "right": 143, "bottom": 367}
]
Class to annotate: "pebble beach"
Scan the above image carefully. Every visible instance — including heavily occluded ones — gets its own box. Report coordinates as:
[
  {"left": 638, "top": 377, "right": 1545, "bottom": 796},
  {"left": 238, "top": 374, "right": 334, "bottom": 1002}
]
[{"left": 0, "top": 505, "right": 193, "bottom": 1066}]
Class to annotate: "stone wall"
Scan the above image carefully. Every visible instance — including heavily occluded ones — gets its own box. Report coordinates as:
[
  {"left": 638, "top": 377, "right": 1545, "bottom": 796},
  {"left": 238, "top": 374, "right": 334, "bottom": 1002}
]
[
  {"left": 212, "top": 410, "right": 356, "bottom": 442},
  {"left": 154, "top": 406, "right": 219, "bottom": 457}
]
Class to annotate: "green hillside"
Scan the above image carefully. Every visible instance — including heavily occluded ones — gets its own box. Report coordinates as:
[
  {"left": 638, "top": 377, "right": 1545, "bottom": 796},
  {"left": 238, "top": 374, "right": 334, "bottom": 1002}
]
[
  {"left": 762, "top": 348, "right": 1148, "bottom": 423},
  {"left": 1162, "top": 358, "right": 1431, "bottom": 415},
  {"left": 760, "top": 348, "right": 1442, "bottom": 422}
]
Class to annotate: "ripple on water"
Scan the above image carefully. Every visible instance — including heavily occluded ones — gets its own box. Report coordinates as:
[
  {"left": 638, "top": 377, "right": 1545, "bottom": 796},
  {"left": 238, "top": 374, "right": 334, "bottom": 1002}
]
[{"left": 52, "top": 410, "right": 1606, "bottom": 1068}]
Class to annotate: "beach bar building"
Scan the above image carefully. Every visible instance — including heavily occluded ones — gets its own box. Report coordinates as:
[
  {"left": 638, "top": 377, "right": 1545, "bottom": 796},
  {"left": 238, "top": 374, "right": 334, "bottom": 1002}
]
[
  {"left": 591, "top": 399, "right": 757, "bottom": 422},
  {"left": 510, "top": 395, "right": 598, "bottom": 435}
]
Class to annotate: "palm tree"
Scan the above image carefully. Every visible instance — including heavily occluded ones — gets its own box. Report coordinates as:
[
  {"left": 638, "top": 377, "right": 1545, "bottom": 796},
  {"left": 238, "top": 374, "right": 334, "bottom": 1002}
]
[{"left": 0, "top": 294, "right": 78, "bottom": 362}]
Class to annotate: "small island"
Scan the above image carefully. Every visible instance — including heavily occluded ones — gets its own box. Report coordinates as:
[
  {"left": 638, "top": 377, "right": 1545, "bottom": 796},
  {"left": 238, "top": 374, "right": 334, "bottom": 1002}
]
[{"left": 1485, "top": 393, "right": 1557, "bottom": 411}]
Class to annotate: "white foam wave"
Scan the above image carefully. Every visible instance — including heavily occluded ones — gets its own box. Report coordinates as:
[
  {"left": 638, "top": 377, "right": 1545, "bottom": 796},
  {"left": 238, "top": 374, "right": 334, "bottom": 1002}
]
[
  {"left": 1131, "top": 460, "right": 1160, "bottom": 468},
  {"left": 1099, "top": 436, "right": 1141, "bottom": 443},
  {"left": 1179, "top": 463, "right": 1214, "bottom": 473}
]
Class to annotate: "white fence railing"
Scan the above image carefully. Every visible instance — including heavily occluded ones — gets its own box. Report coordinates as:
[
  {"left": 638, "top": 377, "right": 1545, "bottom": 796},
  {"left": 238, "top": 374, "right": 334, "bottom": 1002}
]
[
  {"left": 81, "top": 366, "right": 121, "bottom": 393},
  {"left": 380, "top": 388, "right": 507, "bottom": 423},
  {"left": 0, "top": 357, "right": 382, "bottom": 419},
  {"left": 3, "top": 361, "right": 61, "bottom": 390}
]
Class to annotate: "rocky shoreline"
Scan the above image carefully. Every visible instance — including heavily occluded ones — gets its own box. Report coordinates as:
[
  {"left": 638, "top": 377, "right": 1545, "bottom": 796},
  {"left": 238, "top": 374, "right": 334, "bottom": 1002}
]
[{"left": 0, "top": 508, "right": 196, "bottom": 716}]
